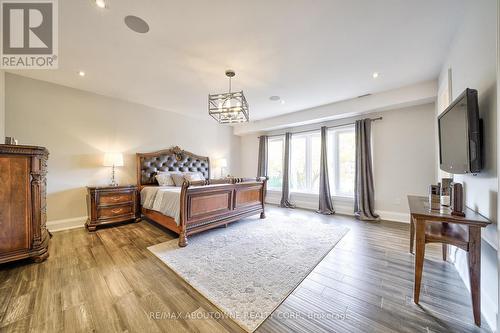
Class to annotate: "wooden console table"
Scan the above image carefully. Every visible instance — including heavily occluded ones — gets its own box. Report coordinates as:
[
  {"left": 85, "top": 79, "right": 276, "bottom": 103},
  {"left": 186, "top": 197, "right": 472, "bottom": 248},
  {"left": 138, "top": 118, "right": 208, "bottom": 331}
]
[{"left": 407, "top": 195, "right": 490, "bottom": 326}]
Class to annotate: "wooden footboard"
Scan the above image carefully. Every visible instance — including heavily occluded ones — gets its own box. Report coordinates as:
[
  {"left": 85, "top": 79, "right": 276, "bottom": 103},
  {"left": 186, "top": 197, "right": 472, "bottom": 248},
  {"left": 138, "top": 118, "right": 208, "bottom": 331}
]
[{"left": 178, "top": 177, "right": 267, "bottom": 247}]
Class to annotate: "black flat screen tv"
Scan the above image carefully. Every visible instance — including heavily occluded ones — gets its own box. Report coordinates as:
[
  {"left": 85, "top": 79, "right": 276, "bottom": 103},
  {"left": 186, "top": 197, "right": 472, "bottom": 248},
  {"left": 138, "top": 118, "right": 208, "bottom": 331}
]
[{"left": 438, "top": 88, "right": 481, "bottom": 174}]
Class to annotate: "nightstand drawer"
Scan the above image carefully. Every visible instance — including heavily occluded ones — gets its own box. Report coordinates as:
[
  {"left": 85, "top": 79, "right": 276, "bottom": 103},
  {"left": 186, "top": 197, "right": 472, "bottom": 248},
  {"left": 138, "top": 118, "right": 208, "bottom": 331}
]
[
  {"left": 99, "top": 192, "right": 133, "bottom": 206},
  {"left": 98, "top": 205, "right": 133, "bottom": 219}
]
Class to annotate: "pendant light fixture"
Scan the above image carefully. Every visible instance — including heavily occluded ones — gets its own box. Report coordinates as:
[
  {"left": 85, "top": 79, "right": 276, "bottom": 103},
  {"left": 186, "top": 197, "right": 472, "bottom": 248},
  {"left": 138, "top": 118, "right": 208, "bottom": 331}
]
[{"left": 208, "top": 70, "right": 249, "bottom": 124}]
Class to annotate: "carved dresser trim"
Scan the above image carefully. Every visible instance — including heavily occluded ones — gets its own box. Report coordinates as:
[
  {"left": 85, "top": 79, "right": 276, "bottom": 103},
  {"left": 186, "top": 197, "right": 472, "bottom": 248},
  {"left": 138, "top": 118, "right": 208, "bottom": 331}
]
[{"left": 0, "top": 144, "right": 50, "bottom": 264}]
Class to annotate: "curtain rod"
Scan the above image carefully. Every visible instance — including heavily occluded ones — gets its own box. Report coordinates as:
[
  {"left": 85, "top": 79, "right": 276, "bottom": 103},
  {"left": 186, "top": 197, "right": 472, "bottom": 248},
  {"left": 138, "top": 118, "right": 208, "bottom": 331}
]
[{"left": 257, "top": 117, "right": 383, "bottom": 139}]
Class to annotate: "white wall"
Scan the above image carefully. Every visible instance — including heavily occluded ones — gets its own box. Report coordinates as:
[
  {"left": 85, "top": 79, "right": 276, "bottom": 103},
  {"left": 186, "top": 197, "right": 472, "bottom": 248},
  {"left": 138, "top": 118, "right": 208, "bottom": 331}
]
[
  {"left": 0, "top": 70, "right": 4, "bottom": 140},
  {"left": 240, "top": 134, "right": 260, "bottom": 177},
  {"left": 5, "top": 74, "right": 241, "bottom": 229},
  {"left": 372, "top": 104, "right": 436, "bottom": 217},
  {"left": 497, "top": 1, "right": 500, "bottom": 331},
  {"left": 437, "top": 0, "right": 498, "bottom": 329},
  {"left": 240, "top": 103, "right": 436, "bottom": 222}
]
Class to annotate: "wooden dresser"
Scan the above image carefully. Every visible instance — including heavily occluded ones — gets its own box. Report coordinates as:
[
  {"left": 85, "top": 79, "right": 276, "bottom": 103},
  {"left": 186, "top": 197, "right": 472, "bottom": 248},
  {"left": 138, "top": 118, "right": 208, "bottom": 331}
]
[
  {"left": 0, "top": 144, "right": 50, "bottom": 264},
  {"left": 86, "top": 185, "right": 139, "bottom": 231}
]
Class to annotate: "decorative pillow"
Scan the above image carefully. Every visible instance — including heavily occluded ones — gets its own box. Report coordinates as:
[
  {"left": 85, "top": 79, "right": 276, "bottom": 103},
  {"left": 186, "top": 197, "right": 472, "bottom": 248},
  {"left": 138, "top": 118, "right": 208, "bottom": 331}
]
[
  {"left": 171, "top": 172, "right": 187, "bottom": 187},
  {"left": 155, "top": 172, "right": 175, "bottom": 186},
  {"left": 184, "top": 172, "right": 205, "bottom": 182}
]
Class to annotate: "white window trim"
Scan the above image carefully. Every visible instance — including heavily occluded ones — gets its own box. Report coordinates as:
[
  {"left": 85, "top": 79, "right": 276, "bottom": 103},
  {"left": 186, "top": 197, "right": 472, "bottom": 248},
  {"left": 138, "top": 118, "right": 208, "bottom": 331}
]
[
  {"left": 328, "top": 125, "right": 355, "bottom": 198},
  {"left": 266, "top": 188, "right": 354, "bottom": 202},
  {"left": 267, "top": 136, "right": 285, "bottom": 190},
  {"left": 290, "top": 131, "right": 320, "bottom": 192}
]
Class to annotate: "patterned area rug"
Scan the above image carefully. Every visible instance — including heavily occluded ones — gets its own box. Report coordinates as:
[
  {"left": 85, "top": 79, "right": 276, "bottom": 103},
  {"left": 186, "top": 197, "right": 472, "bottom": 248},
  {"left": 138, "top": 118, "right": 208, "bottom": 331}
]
[{"left": 148, "top": 212, "right": 348, "bottom": 332}]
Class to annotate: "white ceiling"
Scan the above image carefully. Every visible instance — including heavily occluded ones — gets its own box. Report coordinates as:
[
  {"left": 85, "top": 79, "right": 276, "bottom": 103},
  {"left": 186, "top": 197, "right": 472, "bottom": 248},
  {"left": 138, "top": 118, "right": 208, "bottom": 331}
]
[{"left": 8, "top": 0, "right": 464, "bottom": 121}]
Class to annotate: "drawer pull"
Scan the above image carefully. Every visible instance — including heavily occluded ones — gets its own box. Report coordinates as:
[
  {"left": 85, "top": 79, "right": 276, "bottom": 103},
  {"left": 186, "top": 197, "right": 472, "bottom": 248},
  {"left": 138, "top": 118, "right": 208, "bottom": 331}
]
[
  {"left": 110, "top": 196, "right": 121, "bottom": 201},
  {"left": 111, "top": 208, "right": 123, "bottom": 214}
]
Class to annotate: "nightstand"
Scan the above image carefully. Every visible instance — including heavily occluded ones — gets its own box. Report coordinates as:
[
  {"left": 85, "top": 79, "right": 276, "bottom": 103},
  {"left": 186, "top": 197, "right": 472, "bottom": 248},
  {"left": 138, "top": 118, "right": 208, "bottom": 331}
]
[{"left": 86, "top": 185, "right": 140, "bottom": 231}]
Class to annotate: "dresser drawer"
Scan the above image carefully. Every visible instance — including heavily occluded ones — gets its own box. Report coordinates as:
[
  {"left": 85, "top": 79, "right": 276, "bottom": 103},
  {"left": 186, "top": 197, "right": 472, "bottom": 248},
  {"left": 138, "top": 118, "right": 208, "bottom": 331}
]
[
  {"left": 98, "top": 205, "right": 133, "bottom": 219},
  {"left": 99, "top": 192, "right": 133, "bottom": 206}
]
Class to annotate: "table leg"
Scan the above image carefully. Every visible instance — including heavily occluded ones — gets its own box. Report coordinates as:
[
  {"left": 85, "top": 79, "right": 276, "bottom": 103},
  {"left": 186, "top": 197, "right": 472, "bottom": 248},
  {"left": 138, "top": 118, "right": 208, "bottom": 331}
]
[
  {"left": 468, "top": 226, "right": 481, "bottom": 326},
  {"left": 413, "top": 218, "right": 426, "bottom": 304},
  {"left": 410, "top": 216, "right": 415, "bottom": 254}
]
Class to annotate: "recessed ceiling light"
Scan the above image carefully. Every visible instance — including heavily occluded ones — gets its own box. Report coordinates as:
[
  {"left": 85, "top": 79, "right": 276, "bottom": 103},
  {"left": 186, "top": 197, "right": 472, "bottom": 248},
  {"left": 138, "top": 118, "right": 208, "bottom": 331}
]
[
  {"left": 95, "top": 0, "right": 106, "bottom": 9},
  {"left": 280, "top": 100, "right": 285, "bottom": 105},
  {"left": 372, "top": 72, "right": 379, "bottom": 79},
  {"left": 78, "top": 71, "right": 86, "bottom": 77},
  {"left": 124, "top": 15, "right": 150, "bottom": 33},
  {"left": 269, "top": 96, "right": 281, "bottom": 101}
]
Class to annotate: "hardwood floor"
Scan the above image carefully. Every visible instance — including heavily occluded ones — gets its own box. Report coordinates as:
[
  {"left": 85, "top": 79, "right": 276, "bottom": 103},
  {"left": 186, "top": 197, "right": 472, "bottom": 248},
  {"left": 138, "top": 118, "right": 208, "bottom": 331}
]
[{"left": 0, "top": 206, "right": 491, "bottom": 333}]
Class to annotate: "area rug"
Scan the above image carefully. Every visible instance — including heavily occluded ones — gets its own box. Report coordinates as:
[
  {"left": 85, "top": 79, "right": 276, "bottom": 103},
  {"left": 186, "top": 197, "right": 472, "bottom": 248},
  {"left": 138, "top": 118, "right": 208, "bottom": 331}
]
[{"left": 148, "top": 213, "right": 348, "bottom": 332}]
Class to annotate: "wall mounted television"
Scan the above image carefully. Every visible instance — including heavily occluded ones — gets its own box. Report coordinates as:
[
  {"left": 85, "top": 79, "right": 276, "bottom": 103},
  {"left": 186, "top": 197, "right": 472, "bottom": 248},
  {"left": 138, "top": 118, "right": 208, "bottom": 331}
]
[{"left": 438, "top": 88, "right": 482, "bottom": 174}]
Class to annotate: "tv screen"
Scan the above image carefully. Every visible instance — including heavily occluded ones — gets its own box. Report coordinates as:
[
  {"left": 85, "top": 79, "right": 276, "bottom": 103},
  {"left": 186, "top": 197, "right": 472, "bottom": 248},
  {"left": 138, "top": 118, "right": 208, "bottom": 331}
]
[{"left": 438, "top": 88, "right": 481, "bottom": 174}]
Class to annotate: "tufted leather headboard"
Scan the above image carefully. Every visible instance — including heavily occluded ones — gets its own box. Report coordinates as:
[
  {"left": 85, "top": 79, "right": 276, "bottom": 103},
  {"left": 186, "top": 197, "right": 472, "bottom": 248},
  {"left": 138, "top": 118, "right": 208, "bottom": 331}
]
[{"left": 136, "top": 146, "right": 210, "bottom": 186}]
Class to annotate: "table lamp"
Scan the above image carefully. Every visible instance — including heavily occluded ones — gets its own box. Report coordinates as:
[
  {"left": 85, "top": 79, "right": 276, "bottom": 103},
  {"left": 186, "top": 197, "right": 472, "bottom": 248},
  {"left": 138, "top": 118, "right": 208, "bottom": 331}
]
[
  {"left": 217, "top": 158, "right": 228, "bottom": 178},
  {"left": 103, "top": 152, "right": 124, "bottom": 186}
]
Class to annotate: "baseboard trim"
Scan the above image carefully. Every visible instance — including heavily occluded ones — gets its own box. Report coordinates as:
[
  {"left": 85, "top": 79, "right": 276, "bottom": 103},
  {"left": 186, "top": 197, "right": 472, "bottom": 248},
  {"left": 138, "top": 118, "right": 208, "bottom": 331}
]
[
  {"left": 377, "top": 210, "right": 410, "bottom": 223},
  {"left": 46, "top": 216, "right": 87, "bottom": 232},
  {"left": 265, "top": 196, "right": 409, "bottom": 224}
]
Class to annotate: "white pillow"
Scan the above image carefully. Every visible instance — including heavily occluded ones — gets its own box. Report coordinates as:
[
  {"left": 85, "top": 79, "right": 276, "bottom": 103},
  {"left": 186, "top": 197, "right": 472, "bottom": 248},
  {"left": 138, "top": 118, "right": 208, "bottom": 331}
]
[
  {"left": 184, "top": 172, "right": 205, "bottom": 182},
  {"left": 155, "top": 172, "right": 175, "bottom": 186},
  {"left": 171, "top": 173, "right": 187, "bottom": 187}
]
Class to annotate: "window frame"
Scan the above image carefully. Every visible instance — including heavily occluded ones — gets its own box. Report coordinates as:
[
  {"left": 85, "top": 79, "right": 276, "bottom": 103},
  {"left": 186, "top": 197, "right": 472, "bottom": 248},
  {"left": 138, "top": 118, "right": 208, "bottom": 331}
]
[
  {"left": 265, "top": 124, "right": 356, "bottom": 199},
  {"left": 266, "top": 136, "right": 285, "bottom": 190},
  {"left": 290, "top": 131, "right": 321, "bottom": 194},
  {"left": 328, "top": 125, "right": 355, "bottom": 198}
]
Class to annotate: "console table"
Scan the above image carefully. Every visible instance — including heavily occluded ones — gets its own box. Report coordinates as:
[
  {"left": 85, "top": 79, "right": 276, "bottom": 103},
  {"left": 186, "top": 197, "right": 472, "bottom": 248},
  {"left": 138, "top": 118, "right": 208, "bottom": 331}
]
[{"left": 407, "top": 195, "right": 490, "bottom": 326}]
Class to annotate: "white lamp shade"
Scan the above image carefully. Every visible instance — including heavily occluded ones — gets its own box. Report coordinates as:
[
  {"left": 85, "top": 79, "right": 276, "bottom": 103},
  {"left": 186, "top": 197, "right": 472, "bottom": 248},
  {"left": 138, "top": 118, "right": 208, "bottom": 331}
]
[
  {"left": 217, "top": 158, "right": 228, "bottom": 168},
  {"left": 103, "top": 152, "right": 124, "bottom": 167}
]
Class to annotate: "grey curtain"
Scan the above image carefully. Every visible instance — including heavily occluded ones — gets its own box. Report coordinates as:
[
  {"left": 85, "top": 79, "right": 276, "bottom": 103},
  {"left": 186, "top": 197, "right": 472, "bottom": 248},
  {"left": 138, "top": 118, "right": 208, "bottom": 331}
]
[
  {"left": 317, "top": 126, "right": 335, "bottom": 215},
  {"left": 280, "top": 132, "right": 295, "bottom": 208},
  {"left": 354, "top": 119, "right": 380, "bottom": 221},
  {"left": 257, "top": 135, "right": 268, "bottom": 178}
]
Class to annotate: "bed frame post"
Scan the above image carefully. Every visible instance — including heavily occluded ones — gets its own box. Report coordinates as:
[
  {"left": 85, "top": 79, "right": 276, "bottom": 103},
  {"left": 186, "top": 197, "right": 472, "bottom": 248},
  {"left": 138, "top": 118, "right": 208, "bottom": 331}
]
[
  {"left": 259, "top": 176, "right": 267, "bottom": 219},
  {"left": 178, "top": 181, "right": 189, "bottom": 247}
]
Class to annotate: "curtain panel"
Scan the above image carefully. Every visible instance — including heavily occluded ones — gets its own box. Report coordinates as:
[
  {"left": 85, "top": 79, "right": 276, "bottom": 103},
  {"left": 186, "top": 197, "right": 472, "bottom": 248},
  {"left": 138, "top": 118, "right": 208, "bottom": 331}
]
[
  {"left": 354, "top": 119, "right": 380, "bottom": 221},
  {"left": 257, "top": 135, "right": 268, "bottom": 178},
  {"left": 280, "top": 132, "right": 295, "bottom": 208},
  {"left": 317, "top": 126, "right": 335, "bottom": 215}
]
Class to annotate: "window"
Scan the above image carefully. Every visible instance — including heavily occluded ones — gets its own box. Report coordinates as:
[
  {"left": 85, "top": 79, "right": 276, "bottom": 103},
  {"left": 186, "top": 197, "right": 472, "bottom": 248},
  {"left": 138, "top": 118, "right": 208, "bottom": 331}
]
[
  {"left": 267, "top": 137, "right": 283, "bottom": 189},
  {"left": 290, "top": 132, "right": 321, "bottom": 193},
  {"left": 265, "top": 124, "right": 355, "bottom": 197},
  {"left": 328, "top": 126, "right": 355, "bottom": 197}
]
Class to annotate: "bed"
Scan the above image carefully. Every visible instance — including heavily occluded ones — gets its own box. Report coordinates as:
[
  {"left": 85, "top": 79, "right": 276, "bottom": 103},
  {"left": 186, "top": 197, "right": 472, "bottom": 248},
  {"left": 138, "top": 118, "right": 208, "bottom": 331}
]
[{"left": 137, "top": 146, "right": 267, "bottom": 247}]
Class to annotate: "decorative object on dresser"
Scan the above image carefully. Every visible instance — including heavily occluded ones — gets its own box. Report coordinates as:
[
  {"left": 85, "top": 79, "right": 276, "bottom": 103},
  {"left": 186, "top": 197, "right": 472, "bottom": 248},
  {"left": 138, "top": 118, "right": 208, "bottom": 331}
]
[
  {"left": 137, "top": 146, "right": 266, "bottom": 247},
  {"left": 408, "top": 195, "right": 490, "bottom": 326},
  {"left": 428, "top": 184, "right": 441, "bottom": 210},
  {"left": 103, "top": 152, "right": 124, "bottom": 187},
  {"left": 450, "top": 182, "right": 465, "bottom": 216},
  {"left": 440, "top": 177, "right": 453, "bottom": 206},
  {"left": 86, "top": 185, "right": 140, "bottom": 231},
  {"left": 4, "top": 137, "right": 18, "bottom": 145},
  {"left": 0, "top": 144, "right": 50, "bottom": 264}
]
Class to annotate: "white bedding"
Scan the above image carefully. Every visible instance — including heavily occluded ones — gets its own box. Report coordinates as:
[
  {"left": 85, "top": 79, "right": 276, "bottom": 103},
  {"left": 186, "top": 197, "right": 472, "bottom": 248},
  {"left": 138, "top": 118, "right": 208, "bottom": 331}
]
[{"left": 141, "top": 186, "right": 181, "bottom": 225}]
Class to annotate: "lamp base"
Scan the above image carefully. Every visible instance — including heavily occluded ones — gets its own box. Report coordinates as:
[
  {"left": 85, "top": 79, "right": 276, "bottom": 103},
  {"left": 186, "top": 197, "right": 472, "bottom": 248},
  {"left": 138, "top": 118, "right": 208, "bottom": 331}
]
[{"left": 109, "top": 165, "right": 119, "bottom": 187}]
